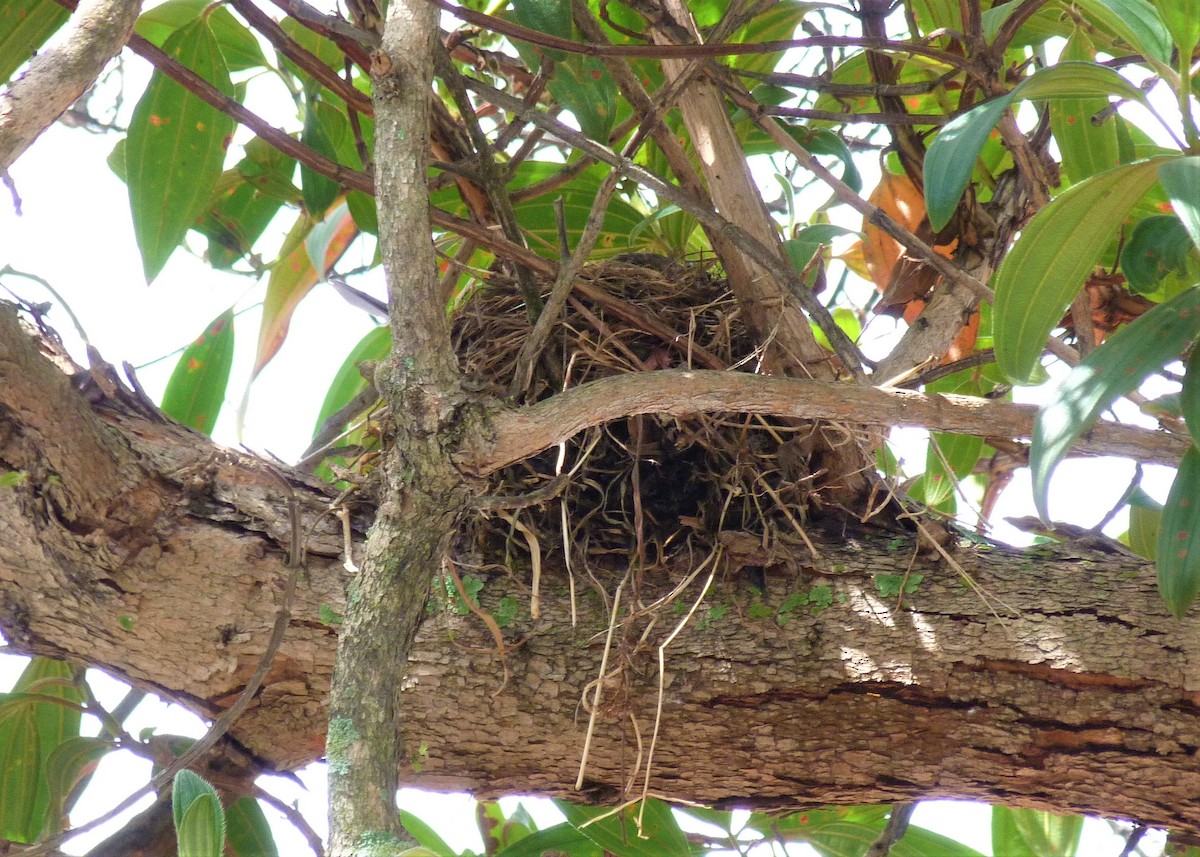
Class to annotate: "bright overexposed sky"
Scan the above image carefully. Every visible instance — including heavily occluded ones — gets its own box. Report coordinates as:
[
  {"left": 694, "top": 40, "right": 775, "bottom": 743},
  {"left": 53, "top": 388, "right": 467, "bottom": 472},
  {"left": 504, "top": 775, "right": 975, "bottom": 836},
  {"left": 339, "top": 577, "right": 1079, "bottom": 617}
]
[{"left": 0, "top": 3, "right": 1184, "bottom": 855}]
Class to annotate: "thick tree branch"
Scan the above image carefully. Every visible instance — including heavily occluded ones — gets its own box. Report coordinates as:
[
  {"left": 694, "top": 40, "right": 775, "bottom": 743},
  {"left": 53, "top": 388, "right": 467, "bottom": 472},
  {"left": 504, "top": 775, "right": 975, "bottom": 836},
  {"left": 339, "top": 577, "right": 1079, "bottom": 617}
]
[
  {"left": 465, "top": 369, "right": 1187, "bottom": 475},
  {"left": 5, "top": 306, "right": 1200, "bottom": 835},
  {"left": 0, "top": 0, "right": 141, "bottom": 170}
]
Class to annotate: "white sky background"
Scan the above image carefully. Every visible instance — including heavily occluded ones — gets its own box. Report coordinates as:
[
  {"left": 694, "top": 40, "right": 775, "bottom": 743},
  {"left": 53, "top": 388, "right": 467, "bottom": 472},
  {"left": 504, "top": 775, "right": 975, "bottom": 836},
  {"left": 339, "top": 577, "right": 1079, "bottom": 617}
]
[{"left": 0, "top": 2, "right": 1184, "bottom": 854}]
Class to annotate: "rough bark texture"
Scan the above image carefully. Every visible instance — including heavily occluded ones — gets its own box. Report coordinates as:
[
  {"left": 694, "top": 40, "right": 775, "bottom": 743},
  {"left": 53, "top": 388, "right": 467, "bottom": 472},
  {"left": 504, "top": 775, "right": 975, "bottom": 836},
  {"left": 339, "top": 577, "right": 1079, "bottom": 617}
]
[
  {"left": 0, "top": 0, "right": 141, "bottom": 170},
  {"left": 324, "top": 0, "right": 472, "bottom": 852},
  {"left": 3, "top": 305, "right": 1200, "bottom": 835}
]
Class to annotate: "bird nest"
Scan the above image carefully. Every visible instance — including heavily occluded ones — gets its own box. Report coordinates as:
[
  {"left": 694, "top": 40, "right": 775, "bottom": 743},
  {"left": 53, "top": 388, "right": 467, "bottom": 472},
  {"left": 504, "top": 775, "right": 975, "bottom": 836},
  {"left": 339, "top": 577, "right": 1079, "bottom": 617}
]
[{"left": 452, "top": 256, "right": 857, "bottom": 570}]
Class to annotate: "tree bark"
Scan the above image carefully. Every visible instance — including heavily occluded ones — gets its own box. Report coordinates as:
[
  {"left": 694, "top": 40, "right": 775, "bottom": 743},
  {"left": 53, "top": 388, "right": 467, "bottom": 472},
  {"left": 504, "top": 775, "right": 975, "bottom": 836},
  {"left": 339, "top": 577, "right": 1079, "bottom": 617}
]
[
  {"left": 3, "top": 305, "right": 1200, "bottom": 835},
  {"left": 0, "top": 0, "right": 141, "bottom": 170},
  {"left": 324, "top": 0, "right": 470, "bottom": 854}
]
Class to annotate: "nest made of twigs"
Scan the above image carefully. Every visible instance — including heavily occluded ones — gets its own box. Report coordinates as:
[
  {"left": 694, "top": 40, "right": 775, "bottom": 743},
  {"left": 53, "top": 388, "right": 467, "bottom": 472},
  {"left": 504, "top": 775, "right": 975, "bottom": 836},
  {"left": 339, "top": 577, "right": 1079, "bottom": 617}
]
[{"left": 453, "top": 256, "right": 835, "bottom": 567}]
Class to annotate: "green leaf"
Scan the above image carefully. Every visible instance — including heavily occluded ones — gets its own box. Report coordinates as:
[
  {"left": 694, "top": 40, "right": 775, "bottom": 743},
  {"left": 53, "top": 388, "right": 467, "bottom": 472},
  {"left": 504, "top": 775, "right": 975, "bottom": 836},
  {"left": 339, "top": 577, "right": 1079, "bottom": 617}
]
[
  {"left": 300, "top": 97, "right": 348, "bottom": 216},
  {"left": 1153, "top": 0, "right": 1200, "bottom": 59},
  {"left": 1050, "top": 32, "right": 1121, "bottom": 184},
  {"left": 993, "top": 157, "right": 1173, "bottom": 383},
  {"left": 196, "top": 139, "right": 298, "bottom": 268},
  {"left": 1182, "top": 344, "right": 1200, "bottom": 443},
  {"left": 1031, "top": 286, "right": 1200, "bottom": 519},
  {"left": 918, "top": 432, "right": 984, "bottom": 507},
  {"left": 1121, "top": 215, "right": 1199, "bottom": 293},
  {"left": 42, "top": 736, "right": 113, "bottom": 837},
  {"left": 892, "top": 826, "right": 988, "bottom": 857},
  {"left": 226, "top": 797, "right": 280, "bottom": 857},
  {"left": 556, "top": 798, "right": 690, "bottom": 857},
  {"left": 399, "top": 809, "right": 457, "bottom": 857},
  {"left": 1073, "top": 0, "right": 1172, "bottom": 64},
  {"left": 784, "top": 225, "right": 858, "bottom": 274},
  {"left": 126, "top": 19, "right": 235, "bottom": 283},
  {"left": 134, "top": 0, "right": 265, "bottom": 71},
  {"left": 160, "top": 310, "right": 234, "bottom": 435},
  {"left": 992, "top": 805, "right": 1083, "bottom": 857},
  {"left": 1160, "top": 157, "right": 1200, "bottom": 254},
  {"left": 279, "top": 15, "right": 342, "bottom": 74},
  {"left": 176, "top": 792, "right": 225, "bottom": 857},
  {"left": 1158, "top": 447, "right": 1200, "bottom": 615},
  {"left": 312, "top": 325, "right": 390, "bottom": 438},
  {"left": 0, "top": 659, "right": 83, "bottom": 844},
  {"left": 0, "top": 0, "right": 69, "bottom": 85},
  {"left": 498, "top": 161, "right": 644, "bottom": 259},
  {"left": 494, "top": 822, "right": 601, "bottom": 857},
  {"left": 801, "top": 128, "right": 863, "bottom": 194},
  {"left": 508, "top": 0, "right": 573, "bottom": 66},
  {"left": 926, "top": 62, "right": 1147, "bottom": 231},
  {"left": 1125, "top": 487, "right": 1163, "bottom": 560},
  {"left": 0, "top": 696, "right": 41, "bottom": 843}
]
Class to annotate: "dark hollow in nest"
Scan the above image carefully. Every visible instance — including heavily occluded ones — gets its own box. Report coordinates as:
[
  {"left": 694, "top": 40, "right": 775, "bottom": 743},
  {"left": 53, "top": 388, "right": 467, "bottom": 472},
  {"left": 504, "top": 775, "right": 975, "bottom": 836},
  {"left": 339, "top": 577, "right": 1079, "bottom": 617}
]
[{"left": 453, "top": 257, "right": 850, "bottom": 567}]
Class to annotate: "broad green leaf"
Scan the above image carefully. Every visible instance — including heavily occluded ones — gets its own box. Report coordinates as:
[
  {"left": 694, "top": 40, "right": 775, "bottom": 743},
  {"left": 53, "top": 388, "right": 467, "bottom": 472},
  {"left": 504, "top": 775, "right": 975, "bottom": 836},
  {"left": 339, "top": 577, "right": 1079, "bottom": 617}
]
[
  {"left": 279, "top": 15, "right": 342, "bottom": 72},
  {"left": 784, "top": 224, "right": 858, "bottom": 274},
  {"left": 893, "top": 826, "right": 988, "bottom": 857},
  {"left": 478, "top": 800, "right": 537, "bottom": 853},
  {"left": 731, "top": 2, "right": 821, "bottom": 76},
  {"left": 1031, "top": 286, "right": 1200, "bottom": 519},
  {"left": 1182, "top": 346, "right": 1200, "bottom": 448},
  {"left": 556, "top": 798, "right": 690, "bottom": 857},
  {"left": 993, "top": 157, "right": 1173, "bottom": 383},
  {"left": 494, "top": 822, "right": 601, "bottom": 857},
  {"left": 312, "top": 325, "right": 390, "bottom": 438},
  {"left": 251, "top": 206, "right": 358, "bottom": 379},
  {"left": 0, "top": 659, "right": 83, "bottom": 845},
  {"left": 42, "top": 736, "right": 113, "bottom": 837},
  {"left": 812, "top": 52, "right": 955, "bottom": 123},
  {"left": 812, "top": 306, "right": 863, "bottom": 353},
  {"left": 176, "top": 793, "right": 225, "bottom": 857},
  {"left": 509, "top": 0, "right": 573, "bottom": 65},
  {"left": 300, "top": 97, "right": 348, "bottom": 216},
  {"left": 1153, "top": 0, "right": 1200, "bottom": 59},
  {"left": 991, "top": 805, "right": 1083, "bottom": 857},
  {"left": 1073, "top": 0, "right": 1172, "bottom": 64},
  {"left": 1121, "top": 215, "right": 1199, "bottom": 293},
  {"left": 802, "top": 128, "right": 863, "bottom": 194},
  {"left": 1125, "top": 487, "right": 1163, "bottom": 560},
  {"left": 134, "top": 0, "right": 265, "bottom": 71},
  {"left": 172, "top": 768, "right": 217, "bottom": 829},
  {"left": 910, "top": 0, "right": 960, "bottom": 33},
  {"left": 925, "top": 94, "right": 1017, "bottom": 232},
  {"left": 1158, "top": 446, "right": 1200, "bottom": 616},
  {"left": 0, "top": 0, "right": 69, "bottom": 84},
  {"left": 758, "top": 805, "right": 890, "bottom": 836},
  {"left": 1161, "top": 157, "right": 1200, "bottom": 254},
  {"left": 226, "top": 797, "right": 280, "bottom": 857},
  {"left": 926, "top": 62, "right": 1147, "bottom": 231},
  {"left": 160, "top": 310, "right": 234, "bottom": 435},
  {"left": 196, "top": 171, "right": 284, "bottom": 269},
  {"left": 126, "top": 19, "right": 235, "bottom": 283},
  {"left": 1050, "top": 32, "right": 1120, "bottom": 184},
  {"left": 0, "top": 696, "right": 41, "bottom": 843},
  {"left": 399, "top": 809, "right": 457, "bottom": 857},
  {"left": 982, "top": 4, "right": 1073, "bottom": 47},
  {"left": 918, "top": 432, "right": 984, "bottom": 508},
  {"left": 498, "top": 162, "right": 644, "bottom": 259},
  {"left": 196, "top": 139, "right": 298, "bottom": 268}
]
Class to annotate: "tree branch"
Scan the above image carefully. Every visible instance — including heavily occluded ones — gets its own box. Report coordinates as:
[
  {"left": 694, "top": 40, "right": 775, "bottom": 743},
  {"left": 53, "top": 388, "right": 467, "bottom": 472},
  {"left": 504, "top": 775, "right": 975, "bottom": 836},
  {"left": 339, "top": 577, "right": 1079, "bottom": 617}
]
[
  {"left": 464, "top": 369, "right": 1187, "bottom": 475},
  {"left": 0, "top": 0, "right": 141, "bottom": 170}
]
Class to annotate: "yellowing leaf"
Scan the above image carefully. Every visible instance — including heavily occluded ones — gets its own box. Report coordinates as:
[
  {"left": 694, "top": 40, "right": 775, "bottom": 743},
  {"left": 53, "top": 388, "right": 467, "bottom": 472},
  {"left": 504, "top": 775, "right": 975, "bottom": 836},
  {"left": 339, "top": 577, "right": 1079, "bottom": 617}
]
[{"left": 252, "top": 205, "right": 358, "bottom": 380}]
